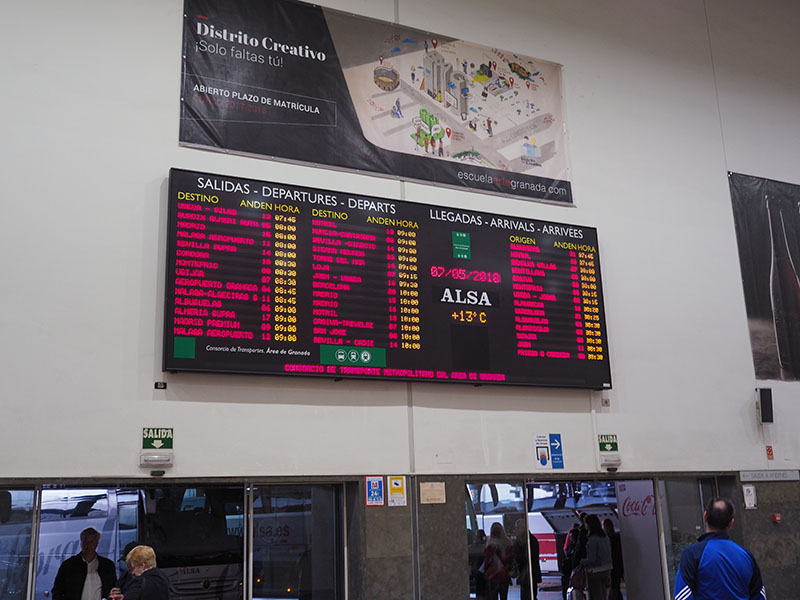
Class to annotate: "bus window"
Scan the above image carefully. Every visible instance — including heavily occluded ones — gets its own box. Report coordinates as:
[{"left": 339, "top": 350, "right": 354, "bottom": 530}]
[
  {"left": 138, "top": 485, "right": 244, "bottom": 600},
  {"left": 33, "top": 485, "right": 244, "bottom": 600},
  {"left": 39, "top": 489, "right": 109, "bottom": 522},
  {"left": 0, "top": 489, "right": 35, "bottom": 600},
  {"left": 116, "top": 490, "right": 138, "bottom": 570}
]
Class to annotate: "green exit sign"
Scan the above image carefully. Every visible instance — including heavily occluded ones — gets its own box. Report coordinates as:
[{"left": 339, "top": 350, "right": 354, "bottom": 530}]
[
  {"left": 598, "top": 434, "right": 618, "bottom": 452},
  {"left": 143, "top": 427, "right": 173, "bottom": 450}
]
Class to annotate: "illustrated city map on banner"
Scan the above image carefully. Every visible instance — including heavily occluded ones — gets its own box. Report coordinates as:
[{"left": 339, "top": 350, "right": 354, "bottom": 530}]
[{"left": 180, "top": 0, "right": 572, "bottom": 204}]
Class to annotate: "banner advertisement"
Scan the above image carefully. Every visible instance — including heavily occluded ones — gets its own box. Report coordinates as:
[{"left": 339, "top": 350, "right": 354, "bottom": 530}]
[
  {"left": 730, "top": 172, "right": 800, "bottom": 380},
  {"left": 615, "top": 481, "right": 664, "bottom": 600},
  {"left": 180, "top": 0, "right": 572, "bottom": 204}
]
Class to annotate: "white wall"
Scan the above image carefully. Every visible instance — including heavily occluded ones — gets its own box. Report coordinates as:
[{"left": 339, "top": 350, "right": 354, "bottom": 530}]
[
  {"left": 1, "top": 0, "right": 798, "bottom": 479},
  {"left": 706, "top": 0, "right": 800, "bottom": 469}
]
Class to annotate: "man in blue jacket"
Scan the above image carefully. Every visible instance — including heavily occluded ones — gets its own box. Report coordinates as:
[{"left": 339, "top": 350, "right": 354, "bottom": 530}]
[{"left": 674, "top": 497, "right": 766, "bottom": 600}]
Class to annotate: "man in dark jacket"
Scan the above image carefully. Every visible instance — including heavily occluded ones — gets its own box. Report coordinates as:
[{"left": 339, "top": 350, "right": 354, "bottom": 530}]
[
  {"left": 52, "top": 527, "right": 116, "bottom": 600},
  {"left": 514, "top": 519, "right": 542, "bottom": 600}
]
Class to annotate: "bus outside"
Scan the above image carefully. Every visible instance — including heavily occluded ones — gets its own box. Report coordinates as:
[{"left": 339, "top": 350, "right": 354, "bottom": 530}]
[
  {"left": 30, "top": 484, "right": 342, "bottom": 600},
  {"left": 34, "top": 486, "right": 244, "bottom": 600}
]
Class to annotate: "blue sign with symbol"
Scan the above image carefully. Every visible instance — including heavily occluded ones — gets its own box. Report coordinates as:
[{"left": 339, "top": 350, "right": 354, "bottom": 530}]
[
  {"left": 365, "top": 476, "right": 385, "bottom": 506},
  {"left": 549, "top": 434, "right": 564, "bottom": 469}
]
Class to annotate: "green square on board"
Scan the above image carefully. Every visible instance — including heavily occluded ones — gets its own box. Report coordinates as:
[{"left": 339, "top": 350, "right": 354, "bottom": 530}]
[
  {"left": 452, "top": 231, "right": 472, "bottom": 259},
  {"left": 173, "top": 336, "right": 196, "bottom": 359}
]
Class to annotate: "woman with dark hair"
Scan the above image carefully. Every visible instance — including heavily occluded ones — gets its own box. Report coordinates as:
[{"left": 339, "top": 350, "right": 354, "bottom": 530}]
[
  {"left": 602, "top": 519, "right": 624, "bottom": 600},
  {"left": 561, "top": 522, "right": 580, "bottom": 600},
  {"left": 483, "top": 522, "right": 513, "bottom": 600},
  {"left": 579, "top": 515, "right": 612, "bottom": 600},
  {"left": 575, "top": 512, "right": 588, "bottom": 563}
]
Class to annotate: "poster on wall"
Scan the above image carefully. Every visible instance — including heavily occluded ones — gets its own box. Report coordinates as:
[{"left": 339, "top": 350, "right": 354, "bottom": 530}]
[
  {"left": 729, "top": 172, "right": 800, "bottom": 380},
  {"left": 615, "top": 481, "right": 664, "bottom": 600},
  {"left": 179, "top": 0, "right": 572, "bottom": 205}
]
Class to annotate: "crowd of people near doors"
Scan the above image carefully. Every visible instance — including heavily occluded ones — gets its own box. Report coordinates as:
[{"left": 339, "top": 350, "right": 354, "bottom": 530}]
[
  {"left": 475, "top": 520, "right": 542, "bottom": 600},
  {"left": 561, "top": 513, "right": 624, "bottom": 600},
  {"left": 472, "top": 512, "right": 624, "bottom": 600}
]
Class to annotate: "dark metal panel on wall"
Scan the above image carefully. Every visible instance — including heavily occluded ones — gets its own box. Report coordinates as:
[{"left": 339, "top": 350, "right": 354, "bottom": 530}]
[
  {"left": 717, "top": 476, "right": 744, "bottom": 542},
  {"left": 345, "top": 481, "right": 364, "bottom": 600},
  {"left": 735, "top": 478, "right": 800, "bottom": 600},
  {"left": 355, "top": 477, "right": 414, "bottom": 600},
  {"left": 417, "top": 476, "right": 470, "bottom": 600},
  {"left": 348, "top": 475, "right": 467, "bottom": 600}
]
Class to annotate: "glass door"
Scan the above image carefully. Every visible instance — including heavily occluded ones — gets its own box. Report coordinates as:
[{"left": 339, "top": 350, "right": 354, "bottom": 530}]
[
  {"left": 34, "top": 484, "right": 245, "bottom": 600},
  {"left": 18, "top": 482, "right": 345, "bottom": 600},
  {"left": 251, "top": 484, "right": 344, "bottom": 600},
  {"left": 658, "top": 477, "right": 715, "bottom": 592},
  {"left": 0, "top": 488, "right": 36, "bottom": 599}
]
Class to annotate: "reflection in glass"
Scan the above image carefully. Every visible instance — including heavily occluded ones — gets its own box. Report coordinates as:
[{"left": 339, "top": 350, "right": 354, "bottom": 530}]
[
  {"left": 138, "top": 485, "right": 244, "bottom": 599},
  {"left": 0, "top": 489, "right": 35, "bottom": 599},
  {"left": 34, "top": 485, "right": 244, "bottom": 600},
  {"left": 36, "top": 488, "right": 118, "bottom": 597},
  {"left": 466, "top": 482, "right": 626, "bottom": 600},
  {"left": 767, "top": 200, "right": 800, "bottom": 378},
  {"left": 659, "top": 478, "right": 714, "bottom": 592},
  {"left": 252, "top": 485, "right": 342, "bottom": 600},
  {"left": 466, "top": 483, "right": 528, "bottom": 600}
]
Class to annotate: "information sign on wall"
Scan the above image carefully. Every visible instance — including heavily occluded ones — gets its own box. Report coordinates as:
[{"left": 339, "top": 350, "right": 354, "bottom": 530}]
[
  {"left": 142, "top": 428, "right": 174, "bottom": 450},
  {"left": 179, "top": 0, "right": 572, "bottom": 204},
  {"left": 366, "top": 476, "right": 385, "bottom": 506},
  {"left": 534, "top": 433, "right": 564, "bottom": 469},
  {"left": 420, "top": 482, "right": 446, "bottom": 504},
  {"left": 163, "top": 169, "right": 611, "bottom": 388},
  {"left": 598, "top": 434, "right": 618, "bottom": 452},
  {"left": 388, "top": 476, "right": 407, "bottom": 507}
]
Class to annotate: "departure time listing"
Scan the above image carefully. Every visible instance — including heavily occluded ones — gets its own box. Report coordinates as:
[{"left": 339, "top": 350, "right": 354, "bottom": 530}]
[{"left": 165, "top": 169, "right": 611, "bottom": 388}]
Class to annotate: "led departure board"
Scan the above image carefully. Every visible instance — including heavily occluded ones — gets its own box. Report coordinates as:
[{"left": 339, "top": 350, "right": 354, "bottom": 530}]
[{"left": 164, "top": 169, "right": 612, "bottom": 388}]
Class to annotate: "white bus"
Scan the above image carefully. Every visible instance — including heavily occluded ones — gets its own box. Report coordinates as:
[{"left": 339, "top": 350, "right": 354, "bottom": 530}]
[{"left": 35, "top": 486, "right": 244, "bottom": 600}]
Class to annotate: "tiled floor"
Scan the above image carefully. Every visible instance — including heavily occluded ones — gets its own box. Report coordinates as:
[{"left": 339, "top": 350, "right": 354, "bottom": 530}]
[{"left": 476, "top": 575, "right": 627, "bottom": 600}]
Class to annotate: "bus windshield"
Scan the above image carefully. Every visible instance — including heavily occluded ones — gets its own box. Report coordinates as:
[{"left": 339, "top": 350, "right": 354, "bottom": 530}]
[{"left": 138, "top": 486, "right": 244, "bottom": 568}]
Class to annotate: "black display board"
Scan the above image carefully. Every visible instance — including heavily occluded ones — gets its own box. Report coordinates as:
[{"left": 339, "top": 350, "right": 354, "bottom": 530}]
[{"left": 164, "top": 169, "right": 611, "bottom": 388}]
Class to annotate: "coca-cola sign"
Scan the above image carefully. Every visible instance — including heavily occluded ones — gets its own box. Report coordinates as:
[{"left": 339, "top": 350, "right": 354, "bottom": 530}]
[{"left": 621, "top": 494, "right": 656, "bottom": 517}]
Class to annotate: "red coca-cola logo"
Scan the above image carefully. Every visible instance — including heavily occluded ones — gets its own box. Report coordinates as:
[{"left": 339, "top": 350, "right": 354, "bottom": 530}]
[{"left": 622, "top": 494, "right": 656, "bottom": 517}]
